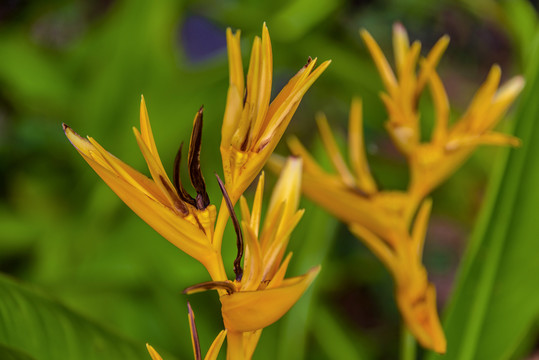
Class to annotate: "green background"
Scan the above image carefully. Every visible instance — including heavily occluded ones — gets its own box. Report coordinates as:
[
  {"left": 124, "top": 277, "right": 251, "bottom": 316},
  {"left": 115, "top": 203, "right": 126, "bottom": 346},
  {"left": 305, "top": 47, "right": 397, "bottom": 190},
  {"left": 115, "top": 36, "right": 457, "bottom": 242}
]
[{"left": 1, "top": 0, "right": 538, "bottom": 359}]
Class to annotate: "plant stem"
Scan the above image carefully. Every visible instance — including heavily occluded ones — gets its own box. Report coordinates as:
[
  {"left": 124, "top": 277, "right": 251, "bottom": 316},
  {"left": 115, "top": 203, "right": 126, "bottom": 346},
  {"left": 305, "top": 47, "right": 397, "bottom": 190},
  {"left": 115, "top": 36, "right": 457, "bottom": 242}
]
[{"left": 400, "top": 324, "right": 416, "bottom": 360}]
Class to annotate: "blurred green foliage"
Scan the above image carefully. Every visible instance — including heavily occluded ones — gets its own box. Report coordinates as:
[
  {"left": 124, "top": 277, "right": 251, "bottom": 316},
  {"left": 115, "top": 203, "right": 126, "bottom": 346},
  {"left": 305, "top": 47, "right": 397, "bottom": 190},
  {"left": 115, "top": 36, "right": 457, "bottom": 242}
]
[{"left": 1, "top": 0, "right": 538, "bottom": 359}]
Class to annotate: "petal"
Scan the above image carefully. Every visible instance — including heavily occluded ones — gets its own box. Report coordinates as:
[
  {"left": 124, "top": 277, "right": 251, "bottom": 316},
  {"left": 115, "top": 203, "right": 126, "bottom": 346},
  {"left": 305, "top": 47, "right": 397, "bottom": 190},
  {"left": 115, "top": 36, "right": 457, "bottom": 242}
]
[
  {"left": 348, "top": 97, "right": 377, "bottom": 194},
  {"left": 204, "top": 330, "right": 227, "bottom": 360},
  {"left": 316, "top": 112, "right": 356, "bottom": 188},
  {"left": 64, "top": 127, "right": 212, "bottom": 263},
  {"left": 392, "top": 23, "right": 410, "bottom": 79},
  {"left": 416, "top": 34, "right": 449, "bottom": 94},
  {"left": 428, "top": 70, "right": 450, "bottom": 144},
  {"left": 411, "top": 198, "right": 432, "bottom": 260},
  {"left": 221, "top": 266, "right": 320, "bottom": 332},
  {"left": 397, "top": 284, "right": 446, "bottom": 354},
  {"left": 250, "top": 23, "right": 274, "bottom": 144},
  {"left": 146, "top": 344, "right": 164, "bottom": 360},
  {"left": 255, "top": 59, "right": 331, "bottom": 152},
  {"left": 360, "top": 29, "right": 398, "bottom": 96},
  {"left": 264, "top": 157, "right": 302, "bottom": 234}
]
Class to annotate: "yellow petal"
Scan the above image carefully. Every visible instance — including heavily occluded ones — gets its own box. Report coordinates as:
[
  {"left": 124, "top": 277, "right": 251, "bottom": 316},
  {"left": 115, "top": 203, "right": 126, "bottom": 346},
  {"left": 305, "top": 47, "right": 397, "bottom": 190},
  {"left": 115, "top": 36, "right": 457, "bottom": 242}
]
[
  {"left": 360, "top": 29, "right": 398, "bottom": 95},
  {"left": 140, "top": 96, "right": 167, "bottom": 177},
  {"left": 146, "top": 344, "right": 164, "bottom": 360},
  {"left": 416, "top": 34, "right": 449, "bottom": 94},
  {"left": 262, "top": 209, "right": 303, "bottom": 280},
  {"left": 286, "top": 136, "right": 327, "bottom": 177},
  {"left": 397, "top": 284, "right": 446, "bottom": 354},
  {"left": 411, "top": 198, "right": 432, "bottom": 260},
  {"left": 483, "top": 76, "right": 525, "bottom": 132},
  {"left": 64, "top": 127, "right": 212, "bottom": 263},
  {"left": 242, "top": 330, "right": 262, "bottom": 360},
  {"left": 266, "top": 252, "right": 293, "bottom": 289},
  {"left": 221, "top": 266, "right": 320, "bottom": 332},
  {"left": 316, "top": 113, "right": 356, "bottom": 188},
  {"left": 66, "top": 127, "right": 166, "bottom": 205},
  {"left": 446, "top": 132, "right": 521, "bottom": 151},
  {"left": 204, "top": 330, "right": 227, "bottom": 360},
  {"left": 265, "top": 57, "right": 317, "bottom": 122},
  {"left": 349, "top": 223, "right": 398, "bottom": 275},
  {"left": 264, "top": 157, "right": 302, "bottom": 236},
  {"left": 241, "top": 223, "right": 264, "bottom": 292},
  {"left": 461, "top": 65, "right": 501, "bottom": 131},
  {"left": 133, "top": 127, "right": 185, "bottom": 214},
  {"left": 250, "top": 172, "right": 265, "bottom": 236},
  {"left": 226, "top": 28, "right": 244, "bottom": 97},
  {"left": 255, "top": 59, "right": 331, "bottom": 152},
  {"left": 393, "top": 23, "right": 410, "bottom": 79},
  {"left": 221, "top": 84, "right": 244, "bottom": 152},
  {"left": 250, "top": 23, "right": 273, "bottom": 144},
  {"left": 348, "top": 97, "right": 377, "bottom": 194},
  {"left": 428, "top": 70, "right": 450, "bottom": 144}
]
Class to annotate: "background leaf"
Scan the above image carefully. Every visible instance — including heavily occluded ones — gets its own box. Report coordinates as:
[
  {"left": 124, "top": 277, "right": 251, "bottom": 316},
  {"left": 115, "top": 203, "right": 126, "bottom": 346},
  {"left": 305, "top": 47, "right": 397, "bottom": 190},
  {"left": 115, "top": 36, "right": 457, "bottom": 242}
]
[
  {"left": 0, "top": 273, "right": 178, "bottom": 360},
  {"left": 427, "top": 22, "right": 539, "bottom": 360}
]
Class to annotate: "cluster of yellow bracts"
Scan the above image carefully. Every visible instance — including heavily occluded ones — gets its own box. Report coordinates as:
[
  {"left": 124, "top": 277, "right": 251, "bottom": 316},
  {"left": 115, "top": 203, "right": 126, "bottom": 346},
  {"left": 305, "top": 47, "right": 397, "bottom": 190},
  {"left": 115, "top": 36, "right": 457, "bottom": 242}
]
[{"left": 64, "top": 22, "right": 522, "bottom": 359}]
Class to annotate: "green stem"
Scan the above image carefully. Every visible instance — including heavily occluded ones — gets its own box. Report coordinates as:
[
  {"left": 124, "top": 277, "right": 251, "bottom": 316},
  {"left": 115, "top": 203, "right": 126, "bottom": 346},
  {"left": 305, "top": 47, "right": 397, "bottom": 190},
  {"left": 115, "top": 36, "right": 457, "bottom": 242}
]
[{"left": 400, "top": 324, "right": 416, "bottom": 360}]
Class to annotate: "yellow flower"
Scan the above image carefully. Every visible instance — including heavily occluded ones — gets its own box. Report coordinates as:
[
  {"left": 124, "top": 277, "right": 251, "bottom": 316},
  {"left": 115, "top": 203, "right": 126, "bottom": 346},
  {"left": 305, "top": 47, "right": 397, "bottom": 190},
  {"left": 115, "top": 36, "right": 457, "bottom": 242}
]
[
  {"left": 220, "top": 23, "right": 331, "bottom": 205},
  {"left": 185, "top": 157, "right": 320, "bottom": 360},
  {"left": 277, "top": 24, "right": 523, "bottom": 354},
  {"left": 361, "top": 23, "right": 524, "bottom": 199},
  {"left": 146, "top": 302, "right": 226, "bottom": 360},
  {"left": 64, "top": 97, "right": 227, "bottom": 282},
  {"left": 278, "top": 104, "right": 445, "bottom": 352}
]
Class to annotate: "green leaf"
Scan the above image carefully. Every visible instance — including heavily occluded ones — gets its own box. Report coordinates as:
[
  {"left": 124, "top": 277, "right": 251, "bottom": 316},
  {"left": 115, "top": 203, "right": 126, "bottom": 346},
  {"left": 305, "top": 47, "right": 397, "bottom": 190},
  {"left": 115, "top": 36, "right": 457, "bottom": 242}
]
[
  {"left": 427, "top": 26, "right": 539, "bottom": 360},
  {"left": 0, "top": 343, "right": 35, "bottom": 360},
  {"left": 0, "top": 273, "right": 175, "bottom": 360}
]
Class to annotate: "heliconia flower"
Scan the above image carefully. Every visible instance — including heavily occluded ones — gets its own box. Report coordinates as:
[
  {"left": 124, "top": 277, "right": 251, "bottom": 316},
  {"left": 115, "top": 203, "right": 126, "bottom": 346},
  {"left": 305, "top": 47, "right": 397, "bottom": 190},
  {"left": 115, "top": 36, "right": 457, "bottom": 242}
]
[
  {"left": 146, "top": 302, "right": 227, "bottom": 360},
  {"left": 361, "top": 23, "right": 524, "bottom": 199},
  {"left": 349, "top": 199, "right": 446, "bottom": 353},
  {"left": 220, "top": 23, "right": 331, "bottom": 205},
  {"left": 271, "top": 104, "right": 445, "bottom": 351},
  {"left": 360, "top": 23, "right": 450, "bottom": 154},
  {"left": 185, "top": 157, "right": 320, "bottom": 360},
  {"left": 276, "top": 24, "right": 524, "bottom": 354},
  {"left": 409, "top": 64, "right": 524, "bottom": 199},
  {"left": 63, "top": 97, "right": 227, "bottom": 282}
]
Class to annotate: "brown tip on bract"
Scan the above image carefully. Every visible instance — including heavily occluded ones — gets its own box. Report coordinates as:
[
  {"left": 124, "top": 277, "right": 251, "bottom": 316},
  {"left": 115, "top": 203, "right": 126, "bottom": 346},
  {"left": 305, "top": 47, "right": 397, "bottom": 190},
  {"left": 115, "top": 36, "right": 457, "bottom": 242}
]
[
  {"left": 393, "top": 22, "right": 405, "bottom": 31},
  {"left": 215, "top": 173, "right": 244, "bottom": 282},
  {"left": 62, "top": 123, "right": 70, "bottom": 132},
  {"left": 183, "top": 280, "right": 236, "bottom": 295}
]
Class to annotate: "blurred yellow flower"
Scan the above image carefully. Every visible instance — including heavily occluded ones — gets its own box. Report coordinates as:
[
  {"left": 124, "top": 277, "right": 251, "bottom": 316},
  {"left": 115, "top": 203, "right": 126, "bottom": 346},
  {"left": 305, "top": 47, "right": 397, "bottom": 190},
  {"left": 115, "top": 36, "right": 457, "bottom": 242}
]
[
  {"left": 279, "top": 24, "right": 524, "bottom": 354},
  {"left": 361, "top": 23, "right": 524, "bottom": 201}
]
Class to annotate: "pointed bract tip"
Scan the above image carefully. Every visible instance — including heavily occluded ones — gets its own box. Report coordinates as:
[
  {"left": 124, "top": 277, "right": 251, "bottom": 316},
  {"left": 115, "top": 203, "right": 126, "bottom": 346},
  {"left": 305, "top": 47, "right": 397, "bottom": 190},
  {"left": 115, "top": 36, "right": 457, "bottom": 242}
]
[
  {"left": 198, "top": 105, "right": 204, "bottom": 114},
  {"left": 62, "top": 123, "right": 70, "bottom": 132},
  {"left": 393, "top": 22, "right": 405, "bottom": 33}
]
